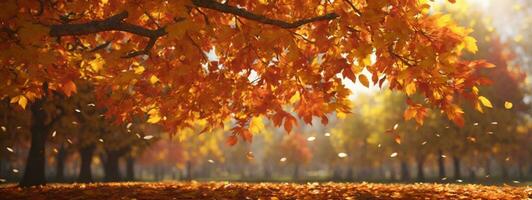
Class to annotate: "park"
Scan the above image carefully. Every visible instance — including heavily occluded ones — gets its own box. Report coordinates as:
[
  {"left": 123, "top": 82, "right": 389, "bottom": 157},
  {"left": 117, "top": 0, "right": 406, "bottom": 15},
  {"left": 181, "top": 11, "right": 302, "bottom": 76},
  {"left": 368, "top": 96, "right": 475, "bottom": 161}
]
[{"left": 0, "top": 0, "right": 530, "bottom": 199}]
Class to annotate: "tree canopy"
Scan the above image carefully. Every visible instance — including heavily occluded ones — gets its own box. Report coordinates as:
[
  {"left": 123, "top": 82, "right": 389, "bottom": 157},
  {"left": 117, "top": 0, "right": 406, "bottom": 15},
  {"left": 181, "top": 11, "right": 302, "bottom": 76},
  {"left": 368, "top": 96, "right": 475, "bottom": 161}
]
[{"left": 1, "top": 0, "right": 493, "bottom": 144}]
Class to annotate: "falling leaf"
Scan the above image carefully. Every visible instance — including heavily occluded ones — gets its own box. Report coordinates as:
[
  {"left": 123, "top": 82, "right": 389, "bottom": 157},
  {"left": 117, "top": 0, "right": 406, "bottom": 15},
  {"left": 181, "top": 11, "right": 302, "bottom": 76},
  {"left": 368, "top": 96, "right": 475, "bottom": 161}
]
[
  {"left": 358, "top": 74, "right": 369, "bottom": 88},
  {"left": 52, "top": 131, "right": 57, "bottom": 137},
  {"left": 307, "top": 136, "right": 316, "bottom": 142},
  {"left": 75, "top": 109, "right": 81, "bottom": 113},
  {"left": 53, "top": 148, "right": 58, "bottom": 153},
  {"left": 393, "top": 123, "right": 399, "bottom": 130},
  {"left": 67, "top": 139, "right": 73, "bottom": 144},
  {"left": 390, "top": 152, "right": 398, "bottom": 158},
  {"left": 456, "top": 179, "right": 463, "bottom": 183},
  {"left": 478, "top": 96, "right": 493, "bottom": 108},
  {"left": 394, "top": 135, "right": 401, "bottom": 144},
  {"left": 0, "top": 179, "right": 5, "bottom": 182},
  {"left": 207, "top": 159, "right": 215, "bottom": 163},
  {"left": 473, "top": 122, "right": 478, "bottom": 126},
  {"left": 324, "top": 132, "right": 331, "bottom": 137},
  {"left": 127, "top": 122, "right": 133, "bottom": 129},
  {"left": 1, "top": 126, "right": 6, "bottom": 132},
  {"left": 246, "top": 152, "right": 254, "bottom": 160},
  {"left": 441, "top": 155, "right": 446, "bottom": 158},
  {"left": 12, "top": 169, "right": 19, "bottom": 173},
  {"left": 6, "top": 147, "right": 14, "bottom": 152},
  {"left": 143, "top": 135, "right": 154, "bottom": 140},
  {"left": 72, "top": 121, "right": 79, "bottom": 125},
  {"left": 421, "top": 141, "right": 427, "bottom": 145},
  {"left": 99, "top": 139, "right": 104, "bottom": 143},
  {"left": 491, "top": 121, "right": 498, "bottom": 125},
  {"left": 279, "top": 157, "right": 287, "bottom": 162},
  {"left": 87, "top": 103, "right": 96, "bottom": 107},
  {"left": 504, "top": 101, "right": 513, "bottom": 109},
  {"left": 338, "top": 152, "right": 348, "bottom": 158}
]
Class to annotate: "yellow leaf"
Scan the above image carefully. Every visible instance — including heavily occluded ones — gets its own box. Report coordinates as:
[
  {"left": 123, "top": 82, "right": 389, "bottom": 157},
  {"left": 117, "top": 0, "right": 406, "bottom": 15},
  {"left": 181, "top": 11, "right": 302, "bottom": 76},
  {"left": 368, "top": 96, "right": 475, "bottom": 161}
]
[
  {"left": 133, "top": 65, "right": 145, "bottom": 74},
  {"left": 336, "top": 112, "right": 347, "bottom": 119},
  {"left": 504, "top": 101, "right": 513, "bottom": 110},
  {"left": 147, "top": 114, "right": 161, "bottom": 124},
  {"left": 149, "top": 75, "right": 159, "bottom": 84},
  {"left": 289, "top": 92, "right": 300, "bottom": 104},
  {"left": 405, "top": 82, "right": 416, "bottom": 96},
  {"left": 18, "top": 96, "right": 28, "bottom": 109},
  {"left": 464, "top": 36, "right": 478, "bottom": 53},
  {"left": 358, "top": 74, "right": 369, "bottom": 88},
  {"left": 88, "top": 54, "right": 105, "bottom": 72},
  {"left": 478, "top": 96, "right": 493, "bottom": 108},
  {"left": 472, "top": 86, "right": 479, "bottom": 95},
  {"left": 147, "top": 108, "right": 161, "bottom": 124},
  {"left": 249, "top": 117, "right": 265, "bottom": 134}
]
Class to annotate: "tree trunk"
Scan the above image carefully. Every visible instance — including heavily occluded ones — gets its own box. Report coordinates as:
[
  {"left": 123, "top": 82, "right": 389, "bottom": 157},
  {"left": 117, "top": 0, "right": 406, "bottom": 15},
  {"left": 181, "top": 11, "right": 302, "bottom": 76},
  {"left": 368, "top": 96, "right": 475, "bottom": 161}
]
[
  {"left": 517, "top": 160, "right": 524, "bottom": 180},
  {"left": 468, "top": 168, "right": 476, "bottom": 181},
  {"left": 126, "top": 156, "right": 135, "bottom": 181},
  {"left": 55, "top": 144, "right": 67, "bottom": 182},
  {"left": 437, "top": 149, "right": 446, "bottom": 179},
  {"left": 293, "top": 163, "right": 300, "bottom": 181},
  {"left": 332, "top": 166, "right": 341, "bottom": 181},
  {"left": 400, "top": 160, "right": 410, "bottom": 182},
  {"left": 20, "top": 99, "right": 48, "bottom": 187},
  {"left": 501, "top": 161, "right": 509, "bottom": 180},
  {"left": 263, "top": 165, "right": 271, "bottom": 180},
  {"left": 346, "top": 167, "right": 354, "bottom": 181},
  {"left": 104, "top": 150, "right": 121, "bottom": 182},
  {"left": 416, "top": 156, "right": 425, "bottom": 182},
  {"left": 77, "top": 144, "right": 95, "bottom": 183},
  {"left": 485, "top": 158, "right": 492, "bottom": 177},
  {"left": 452, "top": 155, "right": 461, "bottom": 180},
  {"left": 185, "top": 160, "right": 192, "bottom": 181}
]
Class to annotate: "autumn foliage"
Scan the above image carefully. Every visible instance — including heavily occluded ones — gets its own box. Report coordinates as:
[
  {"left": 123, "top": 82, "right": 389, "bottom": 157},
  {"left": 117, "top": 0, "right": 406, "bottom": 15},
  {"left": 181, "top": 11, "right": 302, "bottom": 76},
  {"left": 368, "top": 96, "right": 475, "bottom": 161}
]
[{"left": 1, "top": 0, "right": 494, "bottom": 144}]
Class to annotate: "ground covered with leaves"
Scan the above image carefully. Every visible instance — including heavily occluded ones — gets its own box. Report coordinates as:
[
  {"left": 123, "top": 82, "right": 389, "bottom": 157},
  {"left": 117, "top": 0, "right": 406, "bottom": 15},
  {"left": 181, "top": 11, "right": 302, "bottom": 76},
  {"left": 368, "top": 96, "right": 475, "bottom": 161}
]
[{"left": 0, "top": 182, "right": 530, "bottom": 200}]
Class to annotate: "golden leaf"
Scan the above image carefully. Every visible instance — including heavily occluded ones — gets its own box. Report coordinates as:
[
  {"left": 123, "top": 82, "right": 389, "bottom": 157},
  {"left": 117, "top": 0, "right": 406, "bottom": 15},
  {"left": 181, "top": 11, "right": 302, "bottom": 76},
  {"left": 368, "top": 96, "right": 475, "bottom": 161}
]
[
  {"left": 504, "top": 101, "right": 513, "bottom": 110},
  {"left": 478, "top": 96, "right": 493, "bottom": 108}
]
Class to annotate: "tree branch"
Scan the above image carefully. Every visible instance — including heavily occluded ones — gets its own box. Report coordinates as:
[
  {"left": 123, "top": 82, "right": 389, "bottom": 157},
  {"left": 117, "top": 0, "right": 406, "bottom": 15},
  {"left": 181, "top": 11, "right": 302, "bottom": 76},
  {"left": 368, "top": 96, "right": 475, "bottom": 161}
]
[
  {"left": 48, "top": 1, "right": 340, "bottom": 58},
  {"left": 50, "top": 11, "right": 167, "bottom": 58},
  {"left": 192, "top": 0, "right": 338, "bottom": 29}
]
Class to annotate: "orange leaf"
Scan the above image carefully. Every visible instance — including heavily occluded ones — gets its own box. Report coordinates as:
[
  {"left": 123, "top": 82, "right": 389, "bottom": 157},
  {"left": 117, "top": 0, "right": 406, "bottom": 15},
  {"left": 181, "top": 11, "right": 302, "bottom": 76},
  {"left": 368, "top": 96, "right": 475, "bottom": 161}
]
[
  {"left": 358, "top": 74, "right": 369, "bottom": 88},
  {"left": 283, "top": 115, "right": 297, "bottom": 133},
  {"left": 62, "top": 81, "right": 77, "bottom": 97}
]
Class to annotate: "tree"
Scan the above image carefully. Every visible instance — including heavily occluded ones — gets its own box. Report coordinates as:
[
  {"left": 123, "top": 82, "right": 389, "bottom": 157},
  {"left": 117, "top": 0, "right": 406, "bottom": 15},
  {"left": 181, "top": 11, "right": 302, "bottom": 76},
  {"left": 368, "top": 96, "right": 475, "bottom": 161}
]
[{"left": 2, "top": 0, "right": 491, "bottom": 186}]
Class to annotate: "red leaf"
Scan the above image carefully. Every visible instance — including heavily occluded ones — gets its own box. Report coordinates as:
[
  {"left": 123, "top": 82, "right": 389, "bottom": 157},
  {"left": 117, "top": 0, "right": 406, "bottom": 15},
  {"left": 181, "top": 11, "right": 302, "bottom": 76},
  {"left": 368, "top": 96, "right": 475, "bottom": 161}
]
[{"left": 226, "top": 135, "right": 238, "bottom": 146}]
